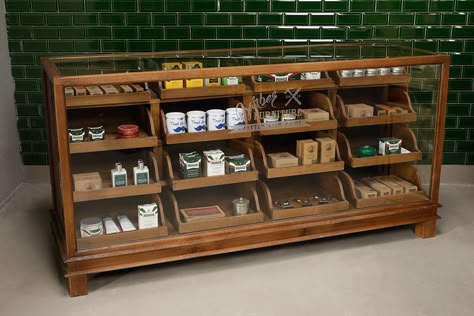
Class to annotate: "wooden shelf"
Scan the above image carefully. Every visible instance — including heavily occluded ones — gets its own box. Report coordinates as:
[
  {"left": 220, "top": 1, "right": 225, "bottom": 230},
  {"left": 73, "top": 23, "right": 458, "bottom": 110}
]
[
  {"left": 337, "top": 125, "right": 422, "bottom": 168},
  {"left": 75, "top": 195, "right": 168, "bottom": 251},
  {"left": 72, "top": 150, "right": 161, "bottom": 202},
  {"left": 243, "top": 71, "right": 336, "bottom": 93},
  {"left": 334, "top": 87, "right": 417, "bottom": 127},
  {"left": 257, "top": 173, "right": 350, "bottom": 220},
  {"left": 329, "top": 70, "right": 410, "bottom": 87},
  {"left": 254, "top": 139, "right": 345, "bottom": 179},
  {"left": 163, "top": 141, "right": 258, "bottom": 191},
  {"left": 338, "top": 165, "right": 429, "bottom": 209},
  {"left": 255, "top": 91, "right": 338, "bottom": 136},
  {"left": 162, "top": 183, "right": 264, "bottom": 234},
  {"left": 151, "top": 81, "right": 247, "bottom": 100},
  {"left": 66, "top": 91, "right": 152, "bottom": 109},
  {"left": 69, "top": 107, "right": 158, "bottom": 154},
  {"left": 160, "top": 109, "right": 251, "bottom": 144}
]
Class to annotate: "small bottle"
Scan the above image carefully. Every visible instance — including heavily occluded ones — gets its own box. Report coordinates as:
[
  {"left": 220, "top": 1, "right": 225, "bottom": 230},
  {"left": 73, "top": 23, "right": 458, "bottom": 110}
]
[
  {"left": 134, "top": 159, "right": 150, "bottom": 185},
  {"left": 111, "top": 162, "right": 127, "bottom": 187}
]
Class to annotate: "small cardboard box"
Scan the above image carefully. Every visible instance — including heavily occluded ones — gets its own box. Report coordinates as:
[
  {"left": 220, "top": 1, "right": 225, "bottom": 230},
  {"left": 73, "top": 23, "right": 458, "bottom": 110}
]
[
  {"left": 360, "top": 177, "right": 391, "bottom": 196},
  {"left": 373, "top": 176, "right": 404, "bottom": 195},
  {"left": 267, "top": 152, "right": 299, "bottom": 168},
  {"left": 203, "top": 149, "right": 225, "bottom": 176},
  {"left": 119, "top": 85, "right": 133, "bottom": 93},
  {"left": 392, "top": 106, "right": 409, "bottom": 114},
  {"left": 385, "top": 175, "right": 418, "bottom": 193},
  {"left": 296, "top": 140, "right": 319, "bottom": 165},
  {"left": 353, "top": 180, "right": 378, "bottom": 199},
  {"left": 180, "top": 205, "right": 226, "bottom": 222},
  {"left": 375, "top": 104, "right": 396, "bottom": 115},
  {"left": 138, "top": 203, "right": 159, "bottom": 229},
  {"left": 299, "top": 108, "right": 330, "bottom": 121},
  {"left": 315, "top": 137, "right": 336, "bottom": 163},
  {"left": 255, "top": 73, "right": 302, "bottom": 82},
  {"left": 73, "top": 172, "right": 102, "bottom": 192},
  {"left": 179, "top": 152, "right": 202, "bottom": 179},
  {"left": 345, "top": 103, "right": 374, "bottom": 118},
  {"left": 73, "top": 86, "right": 87, "bottom": 96},
  {"left": 181, "top": 61, "right": 204, "bottom": 88},
  {"left": 225, "top": 154, "right": 251, "bottom": 173},
  {"left": 101, "top": 85, "right": 119, "bottom": 94},
  {"left": 378, "top": 137, "right": 402, "bottom": 155},
  {"left": 162, "top": 62, "right": 184, "bottom": 89},
  {"left": 65, "top": 87, "right": 75, "bottom": 97},
  {"left": 131, "top": 84, "right": 144, "bottom": 92},
  {"left": 85, "top": 86, "right": 104, "bottom": 95}
]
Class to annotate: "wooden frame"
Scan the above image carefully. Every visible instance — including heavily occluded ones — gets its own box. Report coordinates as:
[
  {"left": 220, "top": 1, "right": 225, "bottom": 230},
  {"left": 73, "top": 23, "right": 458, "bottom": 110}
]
[{"left": 42, "top": 44, "right": 449, "bottom": 297}]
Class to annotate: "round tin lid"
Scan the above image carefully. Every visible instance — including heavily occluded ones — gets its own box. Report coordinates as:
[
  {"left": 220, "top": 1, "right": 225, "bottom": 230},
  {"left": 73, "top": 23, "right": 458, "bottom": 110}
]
[
  {"left": 80, "top": 217, "right": 102, "bottom": 227},
  {"left": 117, "top": 124, "right": 139, "bottom": 135}
]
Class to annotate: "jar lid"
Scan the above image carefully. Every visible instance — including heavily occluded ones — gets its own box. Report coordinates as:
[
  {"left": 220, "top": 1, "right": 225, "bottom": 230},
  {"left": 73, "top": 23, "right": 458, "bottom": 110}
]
[
  {"left": 117, "top": 124, "right": 139, "bottom": 135},
  {"left": 233, "top": 197, "right": 250, "bottom": 206},
  {"left": 80, "top": 217, "right": 102, "bottom": 227}
]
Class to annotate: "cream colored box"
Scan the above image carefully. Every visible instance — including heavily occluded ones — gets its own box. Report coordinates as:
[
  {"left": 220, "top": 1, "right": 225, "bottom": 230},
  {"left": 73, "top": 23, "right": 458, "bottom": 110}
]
[
  {"left": 360, "top": 177, "right": 391, "bottom": 196},
  {"left": 375, "top": 104, "right": 396, "bottom": 114},
  {"left": 119, "top": 85, "right": 133, "bottom": 93},
  {"left": 85, "top": 86, "right": 104, "bottom": 95},
  {"left": 386, "top": 175, "right": 418, "bottom": 193},
  {"left": 72, "top": 172, "right": 102, "bottom": 192},
  {"left": 73, "top": 86, "right": 87, "bottom": 96},
  {"left": 373, "top": 176, "right": 404, "bottom": 195},
  {"left": 267, "top": 152, "right": 299, "bottom": 168},
  {"left": 353, "top": 180, "right": 378, "bottom": 199},
  {"left": 65, "top": 87, "right": 75, "bottom": 97},
  {"left": 345, "top": 103, "right": 374, "bottom": 118},
  {"left": 296, "top": 139, "right": 313, "bottom": 160},
  {"left": 315, "top": 137, "right": 336, "bottom": 163},
  {"left": 101, "top": 85, "right": 119, "bottom": 94},
  {"left": 300, "top": 108, "right": 330, "bottom": 121}
]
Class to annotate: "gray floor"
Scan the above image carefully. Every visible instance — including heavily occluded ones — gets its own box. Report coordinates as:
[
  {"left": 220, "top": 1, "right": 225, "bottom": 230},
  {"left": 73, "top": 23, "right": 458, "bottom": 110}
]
[{"left": 1, "top": 171, "right": 473, "bottom": 316}]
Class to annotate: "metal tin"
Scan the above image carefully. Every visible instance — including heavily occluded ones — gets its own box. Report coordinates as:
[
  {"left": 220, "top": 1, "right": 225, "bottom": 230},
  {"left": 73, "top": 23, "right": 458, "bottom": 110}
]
[
  {"left": 281, "top": 113, "right": 296, "bottom": 121},
  {"left": 353, "top": 69, "right": 365, "bottom": 77},
  {"left": 232, "top": 197, "right": 250, "bottom": 215},
  {"left": 379, "top": 67, "right": 391, "bottom": 75},
  {"left": 366, "top": 68, "right": 379, "bottom": 76},
  {"left": 340, "top": 70, "right": 353, "bottom": 77},
  {"left": 88, "top": 126, "right": 105, "bottom": 141},
  {"left": 391, "top": 67, "right": 405, "bottom": 74},
  {"left": 68, "top": 128, "right": 86, "bottom": 143}
]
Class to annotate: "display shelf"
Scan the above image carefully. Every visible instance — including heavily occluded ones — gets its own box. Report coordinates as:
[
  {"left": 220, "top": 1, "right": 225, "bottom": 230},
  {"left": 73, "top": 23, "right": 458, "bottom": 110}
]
[
  {"left": 329, "top": 70, "right": 410, "bottom": 87},
  {"left": 334, "top": 87, "right": 417, "bottom": 127},
  {"left": 160, "top": 109, "right": 251, "bottom": 144},
  {"left": 66, "top": 91, "right": 152, "bottom": 109},
  {"left": 151, "top": 81, "right": 247, "bottom": 100},
  {"left": 68, "top": 107, "right": 158, "bottom": 154},
  {"left": 256, "top": 173, "right": 350, "bottom": 220},
  {"left": 337, "top": 124, "right": 422, "bottom": 168},
  {"left": 71, "top": 150, "right": 161, "bottom": 202},
  {"left": 74, "top": 194, "right": 168, "bottom": 251},
  {"left": 253, "top": 138, "right": 345, "bottom": 179},
  {"left": 162, "top": 183, "right": 264, "bottom": 234},
  {"left": 163, "top": 141, "right": 258, "bottom": 191},
  {"left": 243, "top": 72, "right": 336, "bottom": 93},
  {"left": 338, "top": 164, "right": 428, "bottom": 209}
]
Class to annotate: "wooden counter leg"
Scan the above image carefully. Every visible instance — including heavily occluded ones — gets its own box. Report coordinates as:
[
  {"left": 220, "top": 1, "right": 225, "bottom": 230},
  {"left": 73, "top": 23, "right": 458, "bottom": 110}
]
[
  {"left": 68, "top": 274, "right": 88, "bottom": 297},
  {"left": 414, "top": 219, "right": 437, "bottom": 239}
]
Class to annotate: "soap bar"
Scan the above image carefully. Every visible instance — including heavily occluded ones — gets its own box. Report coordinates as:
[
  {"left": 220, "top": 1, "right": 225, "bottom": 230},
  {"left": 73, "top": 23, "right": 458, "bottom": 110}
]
[
  {"left": 315, "top": 137, "right": 336, "bottom": 163},
  {"left": 299, "top": 108, "right": 330, "bottom": 121},
  {"left": 73, "top": 172, "right": 102, "bottom": 192},
  {"left": 360, "top": 177, "right": 391, "bottom": 196},
  {"left": 345, "top": 103, "right": 374, "bottom": 118},
  {"left": 267, "top": 152, "right": 299, "bottom": 168},
  {"left": 353, "top": 180, "right": 378, "bottom": 199}
]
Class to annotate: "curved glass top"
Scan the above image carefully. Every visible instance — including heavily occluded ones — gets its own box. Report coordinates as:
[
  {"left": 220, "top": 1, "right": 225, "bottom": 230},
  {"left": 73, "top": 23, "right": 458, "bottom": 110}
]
[{"left": 48, "top": 44, "right": 439, "bottom": 77}]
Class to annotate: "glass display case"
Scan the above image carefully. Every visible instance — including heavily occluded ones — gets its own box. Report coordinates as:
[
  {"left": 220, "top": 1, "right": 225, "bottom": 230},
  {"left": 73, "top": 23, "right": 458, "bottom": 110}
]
[{"left": 42, "top": 44, "right": 449, "bottom": 296}]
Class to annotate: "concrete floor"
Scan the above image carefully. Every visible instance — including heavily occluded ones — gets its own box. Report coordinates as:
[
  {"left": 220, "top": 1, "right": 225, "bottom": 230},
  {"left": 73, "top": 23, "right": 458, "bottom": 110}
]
[{"left": 0, "top": 170, "right": 473, "bottom": 315}]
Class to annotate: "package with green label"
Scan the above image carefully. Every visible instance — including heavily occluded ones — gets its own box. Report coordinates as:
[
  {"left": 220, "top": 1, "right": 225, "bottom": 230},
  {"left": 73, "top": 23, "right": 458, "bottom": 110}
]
[
  {"left": 138, "top": 203, "right": 159, "bottom": 229},
  {"left": 255, "top": 73, "right": 302, "bottom": 82},
  {"left": 179, "top": 151, "right": 202, "bottom": 179},
  {"left": 222, "top": 77, "right": 239, "bottom": 85},
  {"left": 68, "top": 128, "right": 86, "bottom": 143},
  {"left": 225, "top": 154, "right": 251, "bottom": 173},
  {"left": 87, "top": 126, "right": 105, "bottom": 141},
  {"left": 203, "top": 149, "right": 225, "bottom": 176},
  {"left": 378, "top": 137, "right": 402, "bottom": 156}
]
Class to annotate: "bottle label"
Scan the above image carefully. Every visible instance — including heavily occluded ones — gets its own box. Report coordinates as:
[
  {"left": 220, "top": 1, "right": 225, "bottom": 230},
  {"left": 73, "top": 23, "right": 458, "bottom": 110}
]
[
  {"left": 136, "top": 172, "right": 149, "bottom": 185},
  {"left": 114, "top": 174, "right": 126, "bottom": 187}
]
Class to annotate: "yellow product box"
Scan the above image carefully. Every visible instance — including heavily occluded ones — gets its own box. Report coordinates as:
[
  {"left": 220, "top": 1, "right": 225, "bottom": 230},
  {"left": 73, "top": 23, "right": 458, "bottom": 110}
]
[
  {"left": 162, "top": 62, "right": 183, "bottom": 89},
  {"left": 182, "top": 61, "right": 204, "bottom": 88},
  {"left": 315, "top": 137, "right": 336, "bottom": 163}
]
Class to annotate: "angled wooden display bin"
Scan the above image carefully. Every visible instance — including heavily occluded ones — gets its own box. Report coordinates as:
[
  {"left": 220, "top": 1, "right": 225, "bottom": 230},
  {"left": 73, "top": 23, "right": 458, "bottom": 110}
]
[{"left": 42, "top": 44, "right": 449, "bottom": 297}]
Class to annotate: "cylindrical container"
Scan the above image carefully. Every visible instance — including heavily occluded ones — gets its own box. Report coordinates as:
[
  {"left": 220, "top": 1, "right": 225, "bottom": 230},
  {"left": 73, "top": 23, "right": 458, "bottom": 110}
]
[
  {"left": 165, "top": 112, "right": 186, "bottom": 134},
  {"left": 391, "top": 66, "right": 405, "bottom": 74},
  {"left": 263, "top": 111, "right": 279, "bottom": 123},
  {"left": 80, "top": 217, "right": 104, "bottom": 238},
  {"left": 232, "top": 197, "right": 250, "bottom": 216},
  {"left": 340, "top": 70, "right": 353, "bottom": 77},
  {"left": 226, "top": 107, "right": 245, "bottom": 129},
  {"left": 358, "top": 145, "right": 377, "bottom": 158},
  {"left": 187, "top": 110, "right": 206, "bottom": 133},
  {"left": 353, "top": 69, "right": 365, "bottom": 77},
  {"left": 207, "top": 109, "right": 226, "bottom": 131},
  {"left": 281, "top": 113, "right": 296, "bottom": 121},
  {"left": 366, "top": 68, "right": 379, "bottom": 76},
  {"left": 379, "top": 67, "right": 391, "bottom": 75}
]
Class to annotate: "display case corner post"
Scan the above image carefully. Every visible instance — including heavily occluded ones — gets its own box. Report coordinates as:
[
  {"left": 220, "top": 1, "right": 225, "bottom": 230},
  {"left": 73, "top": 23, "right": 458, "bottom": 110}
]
[
  {"left": 67, "top": 274, "right": 88, "bottom": 297},
  {"left": 414, "top": 219, "right": 437, "bottom": 239}
]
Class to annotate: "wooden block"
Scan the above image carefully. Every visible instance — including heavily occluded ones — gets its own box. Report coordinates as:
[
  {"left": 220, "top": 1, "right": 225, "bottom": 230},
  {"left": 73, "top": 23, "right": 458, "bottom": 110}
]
[
  {"left": 373, "top": 176, "right": 404, "bottom": 195},
  {"left": 360, "top": 177, "right": 391, "bottom": 196},
  {"left": 73, "top": 172, "right": 102, "bottom": 192},
  {"left": 353, "top": 180, "right": 378, "bottom": 199}
]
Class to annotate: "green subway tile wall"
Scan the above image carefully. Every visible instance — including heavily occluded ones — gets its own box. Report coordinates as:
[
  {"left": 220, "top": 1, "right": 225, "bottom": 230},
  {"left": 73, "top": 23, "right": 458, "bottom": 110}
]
[{"left": 4, "top": 0, "right": 474, "bottom": 165}]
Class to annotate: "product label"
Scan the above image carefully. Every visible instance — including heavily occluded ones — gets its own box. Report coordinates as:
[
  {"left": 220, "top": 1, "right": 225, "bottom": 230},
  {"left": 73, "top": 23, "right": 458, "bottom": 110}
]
[
  {"left": 136, "top": 172, "right": 149, "bottom": 185},
  {"left": 114, "top": 174, "right": 127, "bottom": 187}
]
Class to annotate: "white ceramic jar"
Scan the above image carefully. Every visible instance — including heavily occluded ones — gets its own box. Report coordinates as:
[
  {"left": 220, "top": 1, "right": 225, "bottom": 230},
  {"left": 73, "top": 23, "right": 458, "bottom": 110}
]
[
  {"left": 187, "top": 110, "right": 207, "bottom": 133},
  {"left": 226, "top": 107, "right": 245, "bottom": 129},
  {"left": 207, "top": 109, "right": 226, "bottom": 131},
  {"left": 165, "top": 112, "right": 187, "bottom": 134}
]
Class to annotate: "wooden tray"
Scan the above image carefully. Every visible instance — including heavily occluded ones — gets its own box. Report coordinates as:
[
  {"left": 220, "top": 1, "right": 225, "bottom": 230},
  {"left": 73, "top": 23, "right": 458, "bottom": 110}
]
[
  {"left": 163, "top": 140, "right": 258, "bottom": 191},
  {"left": 338, "top": 164, "right": 429, "bottom": 209},
  {"left": 160, "top": 109, "right": 251, "bottom": 144},
  {"left": 152, "top": 81, "right": 247, "bottom": 100},
  {"left": 329, "top": 70, "right": 410, "bottom": 87},
  {"left": 334, "top": 87, "right": 417, "bottom": 127},
  {"left": 337, "top": 124, "right": 422, "bottom": 168},
  {"left": 243, "top": 71, "right": 336, "bottom": 93},
  {"left": 256, "top": 173, "right": 350, "bottom": 220},
  {"left": 66, "top": 91, "right": 152, "bottom": 109},
  {"left": 75, "top": 194, "right": 168, "bottom": 251},
  {"left": 69, "top": 107, "right": 158, "bottom": 154},
  {"left": 162, "top": 183, "right": 264, "bottom": 234},
  {"left": 254, "top": 91, "right": 338, "bottom": 136},
  {"left": 254, "top": 138, "right": 345, "bottom": 179},
  {"left": 72, "top": 150, "right": 161, "bottom": 202}
]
